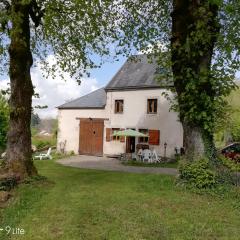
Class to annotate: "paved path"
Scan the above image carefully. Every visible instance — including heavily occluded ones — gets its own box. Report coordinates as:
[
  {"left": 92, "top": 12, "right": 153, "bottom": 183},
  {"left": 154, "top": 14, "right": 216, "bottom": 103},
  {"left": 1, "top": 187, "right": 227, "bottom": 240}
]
[{"left": 57, "top": 155, "right": 178, "bottom": 176}]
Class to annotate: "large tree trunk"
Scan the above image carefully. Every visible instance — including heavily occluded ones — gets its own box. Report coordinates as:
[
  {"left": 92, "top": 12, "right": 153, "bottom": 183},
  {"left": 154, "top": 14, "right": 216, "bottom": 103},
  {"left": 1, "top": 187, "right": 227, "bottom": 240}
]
[
  {"left": 6, "top": 0, "right": 37, "bottom": 179},
  {"left": 171, "top": 0, "right": 219, "bottom": 160},
  {"left": 182, "top": 124, "right": 205, "bottom": 160}
]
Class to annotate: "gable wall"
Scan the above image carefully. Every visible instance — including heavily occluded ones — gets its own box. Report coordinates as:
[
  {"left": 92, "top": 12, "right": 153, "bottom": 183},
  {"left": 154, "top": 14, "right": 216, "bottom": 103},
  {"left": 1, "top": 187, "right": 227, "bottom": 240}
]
[
  {"left": 104, "top": 89, "right": 183, "bottom": 157},
  {"left": 57, "top": 109, "right": 107, "bottom": 154}
]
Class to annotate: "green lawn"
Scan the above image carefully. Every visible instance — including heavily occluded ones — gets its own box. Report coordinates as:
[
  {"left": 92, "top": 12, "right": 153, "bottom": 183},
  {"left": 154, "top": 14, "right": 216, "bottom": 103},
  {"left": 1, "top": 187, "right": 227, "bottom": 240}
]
[
  {"left": 0, "top": 160, "right": 239, "bottom": 240},
  {"left": 122, "top": 160, "right": 178, "bottom": 168}
]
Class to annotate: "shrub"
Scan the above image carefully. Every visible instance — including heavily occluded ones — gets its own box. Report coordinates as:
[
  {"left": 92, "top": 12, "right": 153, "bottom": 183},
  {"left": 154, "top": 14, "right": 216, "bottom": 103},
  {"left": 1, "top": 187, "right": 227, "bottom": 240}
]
[
  {"left": 32, "top": 135, "right": 56, "bottom": 150},
  {"left": 179, "top": 158, "right": 217, "bottom": 189},
  {"left": 216, "top": 155, "right": 240, "bottom": 186},
  {"left": 34, "top": 140, "right": 51, "bottom": 149},
  {"left": 218, "top": 155, "right": 240, "bottom": 172},
  {"left": 0, "top": 176, "right": 18, "bottom": 191}
]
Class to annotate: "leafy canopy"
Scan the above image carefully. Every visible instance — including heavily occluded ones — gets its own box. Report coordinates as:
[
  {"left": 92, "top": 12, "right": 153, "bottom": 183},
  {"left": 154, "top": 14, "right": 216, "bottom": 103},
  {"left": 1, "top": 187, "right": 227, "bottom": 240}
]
[{"left": 0, "top": 0, "right": 239, "bottom": 133}]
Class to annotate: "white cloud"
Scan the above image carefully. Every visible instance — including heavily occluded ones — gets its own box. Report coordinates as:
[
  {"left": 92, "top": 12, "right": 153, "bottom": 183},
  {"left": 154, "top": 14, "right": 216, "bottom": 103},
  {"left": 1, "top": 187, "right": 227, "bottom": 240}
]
[{"left": 0, "top": 55, "right": 101, "bottom": 118}]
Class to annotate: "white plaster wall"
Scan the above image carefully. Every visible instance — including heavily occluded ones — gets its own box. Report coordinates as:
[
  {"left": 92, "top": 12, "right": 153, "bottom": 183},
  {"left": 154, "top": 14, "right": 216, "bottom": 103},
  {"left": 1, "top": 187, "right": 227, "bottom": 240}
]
[
  {"left": 57, "top": 88, "right": 183, "bottom": 157},
  {"left": 57, "top": 109, "right": 107, "bottom": 153},
  {"left": 104, "top": 89, "right": 183, "bottom": 157}
]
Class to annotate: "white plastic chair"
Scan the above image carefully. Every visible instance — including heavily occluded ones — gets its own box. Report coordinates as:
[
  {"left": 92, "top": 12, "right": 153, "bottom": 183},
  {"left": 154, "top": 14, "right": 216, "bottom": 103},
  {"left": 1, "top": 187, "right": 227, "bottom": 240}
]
[
  {"left": 137, "top": 149, "right": 143, "bottom": 161},
  {"left": 34, "top": 148, "right": 52, "bottom": 160},
  {"left": 143, "top": 149, "right": 152, "bottom": 163},
  {"left": 152, "top": 150, "right": 161, "bottom": 163}
]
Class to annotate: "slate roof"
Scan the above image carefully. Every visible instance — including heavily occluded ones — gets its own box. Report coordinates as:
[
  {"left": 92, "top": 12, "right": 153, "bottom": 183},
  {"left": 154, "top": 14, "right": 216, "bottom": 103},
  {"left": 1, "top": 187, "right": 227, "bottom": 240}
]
[
  {"left": 58, "top": 54, "right": 172, "bottom": 109},
  {"left": 105, "top": 54, "right": 173, "bottom": 91},
  {"left": 58, "top": 88, "right": 106, "bottom": 109}
]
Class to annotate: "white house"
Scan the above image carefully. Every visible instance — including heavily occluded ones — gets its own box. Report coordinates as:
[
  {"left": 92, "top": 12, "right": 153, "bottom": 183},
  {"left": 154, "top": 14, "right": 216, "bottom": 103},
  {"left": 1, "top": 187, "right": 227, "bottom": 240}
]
[{"left": 57, "top": 55, "right": 183, "bottom": 157}]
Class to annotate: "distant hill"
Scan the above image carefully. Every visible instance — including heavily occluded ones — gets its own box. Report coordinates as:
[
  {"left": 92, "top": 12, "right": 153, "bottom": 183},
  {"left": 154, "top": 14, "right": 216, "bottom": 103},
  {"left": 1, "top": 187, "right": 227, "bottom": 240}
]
[{"left": 39, "top": 118, "right": 58, "bottom": 134}]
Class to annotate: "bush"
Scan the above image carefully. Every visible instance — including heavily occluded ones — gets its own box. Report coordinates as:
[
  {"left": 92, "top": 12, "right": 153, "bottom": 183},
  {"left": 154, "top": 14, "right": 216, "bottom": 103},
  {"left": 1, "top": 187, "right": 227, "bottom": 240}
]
[
  {"left": 218, "top": 155, "right": 240, "bottom": 172},
  {"left": 32, "top": 135, "right": 56, "bottom": 150},
  {"left": 179, "top": 158, "right": 217, "bottom": 189},
  {"left": 0, "top": 176, "right": 18, "bottom": 191},
  {"left": 216, "top": 156, "right": 240, "bottom": 186},
  {"left": 34, "top": 140, "right": 51, "bottom": 149}
]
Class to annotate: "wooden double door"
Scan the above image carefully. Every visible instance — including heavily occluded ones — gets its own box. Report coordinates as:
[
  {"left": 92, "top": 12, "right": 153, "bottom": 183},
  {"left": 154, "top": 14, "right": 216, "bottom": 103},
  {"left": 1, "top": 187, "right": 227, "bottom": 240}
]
[{"left": 79, "top": 119, "right": 104, "bottom": 156}]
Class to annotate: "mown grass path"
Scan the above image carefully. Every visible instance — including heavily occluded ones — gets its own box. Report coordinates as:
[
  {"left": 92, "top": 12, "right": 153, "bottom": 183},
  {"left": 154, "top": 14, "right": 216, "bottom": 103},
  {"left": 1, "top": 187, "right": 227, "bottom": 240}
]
[{"left": 0, "top": 160, "right": 239, "bottom": 240}]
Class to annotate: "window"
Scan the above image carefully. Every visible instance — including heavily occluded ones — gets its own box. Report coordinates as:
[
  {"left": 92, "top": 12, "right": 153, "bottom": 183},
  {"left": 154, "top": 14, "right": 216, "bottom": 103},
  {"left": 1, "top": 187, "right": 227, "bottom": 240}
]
[
  {"left": 115, "top": 100, "right": 124, "bottom": 113},
  {"left": 147, "top": 99, "right": 157, "bottom": 114},
  {"left": 112, "top": 128, "right": 120, "bottom": 141},
  {"left": 138, "top": 129, "right": 149, "bottom": 143}
]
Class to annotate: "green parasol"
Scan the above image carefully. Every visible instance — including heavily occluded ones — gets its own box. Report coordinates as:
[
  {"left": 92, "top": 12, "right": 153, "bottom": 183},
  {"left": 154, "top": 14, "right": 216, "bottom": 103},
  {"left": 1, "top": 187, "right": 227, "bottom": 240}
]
[{"left": 112, "top": 129, "right": 149, "bottom": 137}]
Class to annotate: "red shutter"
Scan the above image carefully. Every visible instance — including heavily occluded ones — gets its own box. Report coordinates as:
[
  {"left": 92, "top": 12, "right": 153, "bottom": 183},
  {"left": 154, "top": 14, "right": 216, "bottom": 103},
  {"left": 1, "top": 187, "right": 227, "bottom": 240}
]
[
  {"left": 120, "top": 128, "right": 125, "bottom": 142},
  {"left": 149, "top": 130, "right": 160, "bottom": 145},
  {"left": 106, "top": 128, "right": 112, "bottom": 142}
]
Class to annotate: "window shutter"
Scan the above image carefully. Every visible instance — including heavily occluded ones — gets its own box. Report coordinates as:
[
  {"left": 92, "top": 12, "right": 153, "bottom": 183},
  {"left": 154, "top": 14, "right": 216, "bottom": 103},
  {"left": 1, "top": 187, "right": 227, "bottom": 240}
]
[
  {"left": 120, "top": 128, "right": 125, "bottom": 142},
  {"left": 149, "top": 130, "right": 160, "bottom": 145},
  {"left": 106, "top": 128, "right": 112, "bottom": 142}
]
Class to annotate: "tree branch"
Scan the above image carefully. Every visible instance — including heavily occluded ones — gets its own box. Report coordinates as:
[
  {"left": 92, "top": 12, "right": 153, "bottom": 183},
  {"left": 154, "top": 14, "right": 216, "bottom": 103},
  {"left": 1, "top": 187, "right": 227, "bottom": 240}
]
[
  {"left": 29, "top": 0, "right": 45, "bottom": 28},
  {"left": 0, "top": 0, "right": 10, "bottom": 10},
  {"left": 0, "top": 0, "right": 11, "bottom": 33}
]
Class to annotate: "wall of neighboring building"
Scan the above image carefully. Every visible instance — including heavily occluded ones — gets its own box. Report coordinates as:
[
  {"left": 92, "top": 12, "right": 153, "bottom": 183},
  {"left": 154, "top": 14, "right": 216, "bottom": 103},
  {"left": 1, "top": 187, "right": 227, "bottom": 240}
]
[
  {"left": 57, "top": 88, "right": 183, "bottom": 157},
  {"left": 104, "top": 89, "right": 183, "bottom": 157},
  {"left": 57, "top": 109, "right": 107, "bottom": 153}
]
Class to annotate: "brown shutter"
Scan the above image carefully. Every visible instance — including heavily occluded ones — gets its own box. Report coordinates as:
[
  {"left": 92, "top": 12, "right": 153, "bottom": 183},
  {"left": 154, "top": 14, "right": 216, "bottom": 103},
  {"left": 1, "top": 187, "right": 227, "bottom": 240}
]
[
  {"left": 149, "top": 130, "right": 160, "bottom": 145},
  {"left": 120, "top": 128, "right": 125, "bottom": 142},
  {"left": 106, "top": 128, "right": 112, "bottom": 142}
]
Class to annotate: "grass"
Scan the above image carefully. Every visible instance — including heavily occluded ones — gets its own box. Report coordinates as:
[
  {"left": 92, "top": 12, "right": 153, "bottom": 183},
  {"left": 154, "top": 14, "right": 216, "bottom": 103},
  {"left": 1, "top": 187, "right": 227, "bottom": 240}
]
[
  {"left": 0, "top": 160, "right": 240, "bottom": 240},
  {"left": 32, "top": 135, "right": 57, "bottom": 150},
  {"left": 122, "top": 160, "right": 178, "bottom": 168}
]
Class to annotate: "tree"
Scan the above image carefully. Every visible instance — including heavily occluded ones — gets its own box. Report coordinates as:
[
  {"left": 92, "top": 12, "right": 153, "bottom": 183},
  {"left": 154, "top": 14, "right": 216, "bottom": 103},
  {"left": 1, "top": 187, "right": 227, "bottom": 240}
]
[
  {"left": 117, "top": 0, "right": 239, "bottom": 160},
  {"left": 31, "top": 113, "right": 41, "bottom": 127},
  {"left": 0, "top": 0, "right": 132, "bottom": 179},
  {"left": 0, "top": 95, "right": 9, "bottom": 152},
  {"left": 0, "top": 0, "right": 239, "bottom": 179},
  {"left": 170, "top": 0, "right": 239, "bottom": 160}
]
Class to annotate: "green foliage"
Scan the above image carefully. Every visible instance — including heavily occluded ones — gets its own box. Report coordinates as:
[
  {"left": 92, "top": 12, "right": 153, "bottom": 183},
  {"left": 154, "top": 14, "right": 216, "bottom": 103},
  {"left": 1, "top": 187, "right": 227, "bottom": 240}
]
[
  {"left": 0, "top": 176, "right": 18, "bottom": 191},
  {"left": 214, "top": 87, "right": 240, "bottom": 146},
  {"left": 227, "top": 87, "right": 240, "bottom": 142},
  {"left": 0, "top": 0, "right": 239, "bottom": 167},
  {"left": 0, "top": 95, "right": 9, "bottom": 151},
  {"left": 31, "top": 127, "right": 38, "bottom": 137},
  {"left": 32, "top": 135, "right": 56, "bottom": 149},
  {"left": 31, "top": 113, "right": 41, "bottom": 127},
  {"left": 122, "top": 1, "right": 239, "bottom": 136},
  {"left": 179, "top": 159, "right": 217, "bottom": 189},
  {"left": 218, "top": 155, "right": 240, "bottom": 172}
]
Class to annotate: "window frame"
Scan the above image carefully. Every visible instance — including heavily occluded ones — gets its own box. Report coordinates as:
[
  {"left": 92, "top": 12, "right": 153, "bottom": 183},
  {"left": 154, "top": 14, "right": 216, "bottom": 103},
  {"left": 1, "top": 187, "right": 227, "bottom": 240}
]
[
  {"left": 138, "top": 129, "right": 149, "bottom": 143},
  {"left": 147, "top": 98, "right": 158, "bottom": 114},
  {"left": 114, "top": 99, "right": 124, "bottom": 114},
  {"left": 112, "top": 128, "right": 120, "bottom": 141}
]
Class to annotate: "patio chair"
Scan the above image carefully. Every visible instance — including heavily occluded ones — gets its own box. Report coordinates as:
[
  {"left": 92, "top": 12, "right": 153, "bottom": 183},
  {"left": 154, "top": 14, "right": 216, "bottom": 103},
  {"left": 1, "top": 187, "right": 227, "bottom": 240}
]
[
  {"left": 137, "top": 149, "right": 143, "bottom": 161},
  {"left": 34, "top": 148, "right": 52, "bottom": 160},
  {"left": 152, "top": 150, "right": 161, "bottom": 163},
  {"left": 142, "top": 149, "right": 152, "bottom": 163}
]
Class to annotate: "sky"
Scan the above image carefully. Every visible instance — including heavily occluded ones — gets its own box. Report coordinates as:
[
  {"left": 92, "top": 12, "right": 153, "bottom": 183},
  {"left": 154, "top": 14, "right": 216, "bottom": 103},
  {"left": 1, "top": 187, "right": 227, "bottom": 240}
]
[
  {"left": 0, "top": 55, "right": 127, "bottom": 118},
  {"left": 0, "top": 54, "right": 239, "bottom": 119}
]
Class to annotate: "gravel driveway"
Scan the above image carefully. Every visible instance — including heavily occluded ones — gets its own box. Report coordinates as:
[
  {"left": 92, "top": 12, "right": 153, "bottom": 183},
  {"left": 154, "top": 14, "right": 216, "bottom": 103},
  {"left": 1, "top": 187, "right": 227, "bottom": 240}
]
[{"left": 57, "top": 155, "right": 178, "bottom": 176}]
